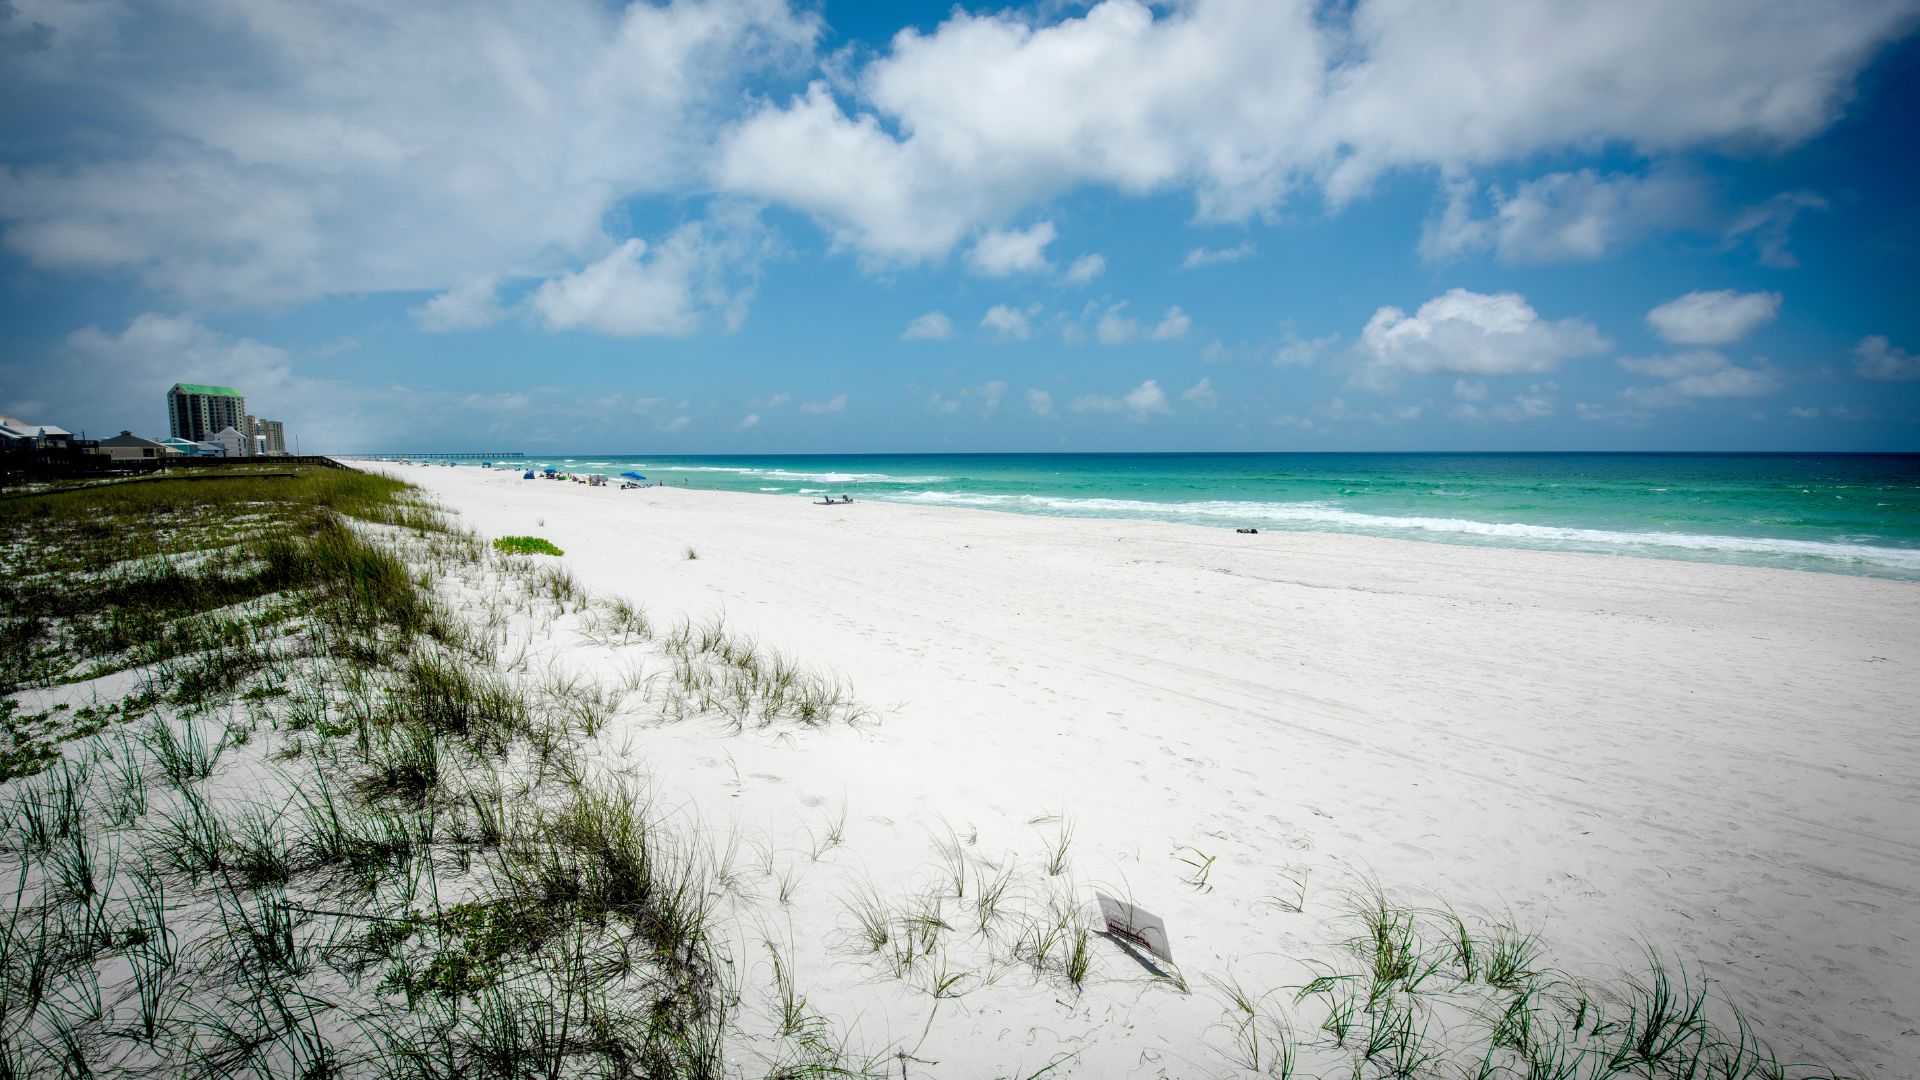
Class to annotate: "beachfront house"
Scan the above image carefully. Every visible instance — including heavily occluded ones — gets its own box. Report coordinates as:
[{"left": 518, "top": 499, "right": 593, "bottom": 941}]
[
  {"left": 0, "top": 417, "right": 107, "bottom": 481},
  {"left": 96, "top": 430, "right": 169, "bottom": 461},
  {"left": 211, "top": 426, "right": 247, "bottom": 458},
  {"left": 0, "top": 416, "right": 78, "bottom": 449}
]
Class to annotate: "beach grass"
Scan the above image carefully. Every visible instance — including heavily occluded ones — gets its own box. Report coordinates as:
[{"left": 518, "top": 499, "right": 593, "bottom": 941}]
[
  {"left": 0, "top": 466, "right": 754, "bottom": 1076},
  {"left": 491, "top": 534, "right": 564, "bottom": 557}
]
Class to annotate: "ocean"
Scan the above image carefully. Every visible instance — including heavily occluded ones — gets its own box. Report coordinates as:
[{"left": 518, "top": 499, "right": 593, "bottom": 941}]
[{"left": 421, "top": 453, "right": 1920, "bottom": 580}]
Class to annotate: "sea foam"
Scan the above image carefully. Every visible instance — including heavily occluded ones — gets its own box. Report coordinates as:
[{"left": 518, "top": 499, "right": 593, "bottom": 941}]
[
  {"left": 646, "top": 465, "right": 951, "bottom": 484},
  {"left": 881, "top": 492, "right": 1920, "bottom": 575}
]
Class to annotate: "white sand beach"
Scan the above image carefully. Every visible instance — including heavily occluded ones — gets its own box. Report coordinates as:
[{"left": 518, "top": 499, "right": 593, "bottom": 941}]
[{"left": 364, "top": 462, "right": 1920, "bottom": 1076}]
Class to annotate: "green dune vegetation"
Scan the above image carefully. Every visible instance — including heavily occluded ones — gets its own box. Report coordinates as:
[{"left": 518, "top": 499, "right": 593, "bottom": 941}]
[
  {"left": 491, "top": 536, "right": 565, "bottom": 557},
  {"left": 0, "top": 467, "right": 1855, "bottom": 1078}
]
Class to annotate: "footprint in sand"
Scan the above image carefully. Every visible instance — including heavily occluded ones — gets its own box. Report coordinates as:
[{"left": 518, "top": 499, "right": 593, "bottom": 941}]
[
  {"left": 799, "top": 794, "right": 826, "bottom": 808},
  {"left": 748, "top": 773, "right": 785, "bottom": 784}
]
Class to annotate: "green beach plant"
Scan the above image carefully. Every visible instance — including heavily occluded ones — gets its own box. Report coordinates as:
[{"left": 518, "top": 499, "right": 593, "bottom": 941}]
[
  {"left": 972, "top": 862, "right": 1016, "bottom": 936},
  {"left": 144, "top": 716, "right": 225, "bottom": 787},
  {"left": 491, "top": 535, "right": 563, "bottom": 556},
  {"left": 844, "top": 887, "right": 893, "bottom": 955},
  {"left": 1176, "top": 846, "right": 1216, "bottom": 892},
  {"left": 1042, "top": 816, "right": 1074, "bottom": 877}
]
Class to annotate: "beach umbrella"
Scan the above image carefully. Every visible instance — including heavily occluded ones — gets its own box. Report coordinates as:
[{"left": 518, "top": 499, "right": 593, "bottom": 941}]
[
  {"left": 620, "top": 471, "right": 646, "bottom": 480},
  {"left": 543, "top": 466, "right": 557, "bottom": 474}
]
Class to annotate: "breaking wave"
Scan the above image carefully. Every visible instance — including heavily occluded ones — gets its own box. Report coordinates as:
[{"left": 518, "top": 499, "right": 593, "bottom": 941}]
[
  {"left": 878, "top": 492, "right": 1920, "bottom": 575},
  {"left": 630, "top": 465, "right": 950, "bottom": 484}
]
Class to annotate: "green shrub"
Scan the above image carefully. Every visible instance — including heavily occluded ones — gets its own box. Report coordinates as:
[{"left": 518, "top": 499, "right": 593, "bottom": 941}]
[{"left": 492, "top": 535, "right": 563, "bottom": 557}]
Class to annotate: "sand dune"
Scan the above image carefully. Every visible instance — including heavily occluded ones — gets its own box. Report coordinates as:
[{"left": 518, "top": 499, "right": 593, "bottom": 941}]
[{"left": 370, "top": 463, "right": 1920, "bottom": 1075}]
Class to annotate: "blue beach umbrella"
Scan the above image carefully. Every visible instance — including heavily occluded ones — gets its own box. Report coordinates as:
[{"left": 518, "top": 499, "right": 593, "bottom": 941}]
[{"left": 620, "top": 471, "right": 646, "bottom": 480}]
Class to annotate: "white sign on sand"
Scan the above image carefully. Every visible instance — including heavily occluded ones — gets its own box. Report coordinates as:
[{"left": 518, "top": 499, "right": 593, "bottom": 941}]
[{"left": 1095, "top": 893, "right": 1172, "bottom": 962}]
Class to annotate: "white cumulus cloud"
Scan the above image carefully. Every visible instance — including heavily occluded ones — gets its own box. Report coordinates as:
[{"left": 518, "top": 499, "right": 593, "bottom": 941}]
[
  {"left": 0, "top": 0, "right": 818, "bottom": 306},
  {"left": 1061, "top": 253, "right": 1106, "bottom": 285},
  {"left": 1450, "top": 382, "right": 1557, "bottom": 422},
  {"left": 981, "top": 304, "right": 1034, "bottom": 341},
  {"left": 715, "top": 0, "right": 1912, "bottom": 265},
  {"left": 6, "top": 0, "right": 1909, "bottom": 309},
  {"left": 799, "top": 393, "right": 848, "bottom": 413},
  {"left": 967, "top": 221, "right": 1057, "bottom": 276},
  {"left": 411, "top": 275, "right": 505, "bottom": 332},
  {"left": 1787, "top": 404, "right": 1864, "bottom": 421},
  {"left": 1026, "top": 387, "right": 1055, "bottom": 416},
  {"left": 1645, "top": 290, "right": 1782, "bottom": 345},
  {"left": 1851, "top": 335, "right": 1920, "bottom": 381},
  {"left": 1355, "top": 288, "right": 1609, "bottom": 385},
  {"left": 1071, "top": 378, "right": 1173, "bottom": 420},
  {"left": 1618, "top": 350, "right": 1782, "bottom": 400},
  {"left": 1181, "top": 241, "right": 1256, "bottom": 269},
  {"left": 1273, "top": 332, "right": 1339, "bottom": 367},
  {"left": 1151, "top": 306, "right": 1192, "bottom": 341},
  {"left": 1095, "top": 303, "right": 1190, "bottom": 345},
  {"left": 924, "top": 380, "right": 1006, "bottom": 416},
  {"left": 903, "top": 311, "right": 955, "bottom": 340},
  {"left": 532, "top": 239, "right": 696, "bottom": 337},
  {"left": 1421, "top": 169, "right": 1708, "bottom": 264},
  {"left": 1180, "top": 376, "right": 1221, "bottom": 409},
  {"left": 530, "top": 213, "right": 770, "bottom": 337},
  {"left": 1723, "top": 191, "right": 1828, "bottom": 268}
]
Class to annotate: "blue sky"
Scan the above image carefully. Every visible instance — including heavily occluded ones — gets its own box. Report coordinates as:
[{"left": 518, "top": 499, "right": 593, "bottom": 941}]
[{"left": 3, "top": 0, "right": 1919, "bottom": 453}]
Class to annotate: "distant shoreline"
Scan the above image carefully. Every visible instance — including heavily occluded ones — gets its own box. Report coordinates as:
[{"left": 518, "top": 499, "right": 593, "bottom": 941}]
[{"left": 344, "top": 453, "right": 1920, "bottom": 581}]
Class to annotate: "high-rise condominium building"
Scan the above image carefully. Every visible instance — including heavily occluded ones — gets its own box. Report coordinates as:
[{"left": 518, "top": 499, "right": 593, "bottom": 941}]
[
  {"left": 168, "top": 384, "right": 247, "bottom": 447},
  {"left": 259, "top": 420, "right": 287, "bottom": 455}
]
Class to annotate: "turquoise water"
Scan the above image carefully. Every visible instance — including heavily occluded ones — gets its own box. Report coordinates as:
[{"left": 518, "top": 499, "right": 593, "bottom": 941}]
[{"left": 419, "top": 453, "right": 1920, "bottom": 580}]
